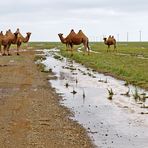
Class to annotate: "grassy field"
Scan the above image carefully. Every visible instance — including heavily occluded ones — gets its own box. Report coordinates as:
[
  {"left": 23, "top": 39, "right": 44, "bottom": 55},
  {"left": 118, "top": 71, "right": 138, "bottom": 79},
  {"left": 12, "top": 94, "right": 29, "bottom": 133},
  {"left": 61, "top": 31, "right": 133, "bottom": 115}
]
[{"left": 29, "top": 42, "right": 148, "bottom": 90}]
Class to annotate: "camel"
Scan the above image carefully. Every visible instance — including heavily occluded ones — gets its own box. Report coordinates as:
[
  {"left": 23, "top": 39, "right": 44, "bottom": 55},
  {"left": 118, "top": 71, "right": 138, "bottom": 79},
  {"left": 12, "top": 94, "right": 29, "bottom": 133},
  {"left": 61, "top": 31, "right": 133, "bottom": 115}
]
[
  {"left": 5, "top": 29, "right": 20, "bottom": 55},
  {"left": 58, "top": 29, "right": 90, "bottom": 55},
  {"left": 58, "top": 29, "right": 76, "bottom": 50},
  {"left": 14, "top": 28, "right": 31, "bottom": 55},
  {"left": 0, "top": 30, "right": 18, "bottom": 56},
  {"left": 0, "top": 31, "right": 4, "bottom": 55},
  {"left": 69, "top": 30, "right": 90, "bottom": 55},
  {"left": 0, "top": 31, "right": 9, "bottom": 55},
  {"left": 103, "top": 35, "right": 116, "bottom": 51}
]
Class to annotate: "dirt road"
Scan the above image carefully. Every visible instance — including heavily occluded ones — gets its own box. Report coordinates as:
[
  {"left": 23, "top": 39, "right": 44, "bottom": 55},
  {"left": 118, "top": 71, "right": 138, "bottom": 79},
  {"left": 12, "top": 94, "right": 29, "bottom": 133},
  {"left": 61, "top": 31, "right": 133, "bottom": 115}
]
[{"left": 0, "top": 49, "right": 94, "bottom": 148}]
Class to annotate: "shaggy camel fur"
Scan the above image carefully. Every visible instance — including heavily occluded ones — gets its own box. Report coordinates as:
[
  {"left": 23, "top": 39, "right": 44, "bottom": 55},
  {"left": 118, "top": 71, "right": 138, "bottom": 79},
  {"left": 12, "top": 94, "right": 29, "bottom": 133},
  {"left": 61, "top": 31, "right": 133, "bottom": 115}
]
[
  {"left": 58, "top": 29, "right": 90, "bottom": 55},
  {"left": 103, "top": 35, "right": 116, "bottom": 51},
  {"left": 0, "top": 30, "right": 18, "bottom": 56},
  {"left": 14, "top": 28, "right": 31, "bottom": 55}
]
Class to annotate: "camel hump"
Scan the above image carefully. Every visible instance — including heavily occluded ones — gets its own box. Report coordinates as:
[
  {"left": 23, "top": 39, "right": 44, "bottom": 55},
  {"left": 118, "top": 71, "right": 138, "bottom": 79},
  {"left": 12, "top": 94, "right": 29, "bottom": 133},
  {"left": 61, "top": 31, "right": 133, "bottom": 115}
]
[
  {"left": 71, "top": 29, "right": 74, "bottom": 32},
  {"left": 68, "top": 29, "right": 76, "bottom": 35},
  {"left": 108, "top": 35, "right": 111, "bottom": 38},
  {"left": 78, "top": 30, "right": 84, "bottom": 34},
  {"left": 8, "top": 29, "right": 11, "bottom": 32},
  {"left": 66, "top": 29, "right": 77, "bottom": 40},
  {"left": 77, "top": 30, "right": 87, "bottom": 38},
  {"left": 16, "top": 28, "right": 20, "bottom": 33}
]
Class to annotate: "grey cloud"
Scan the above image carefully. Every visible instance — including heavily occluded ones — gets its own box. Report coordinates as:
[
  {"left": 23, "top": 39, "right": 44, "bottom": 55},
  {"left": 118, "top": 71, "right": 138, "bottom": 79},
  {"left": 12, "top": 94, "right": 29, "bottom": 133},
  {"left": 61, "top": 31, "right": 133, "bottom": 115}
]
[{"left": 0, "top": 0, "right": 148, "bottom": 41}]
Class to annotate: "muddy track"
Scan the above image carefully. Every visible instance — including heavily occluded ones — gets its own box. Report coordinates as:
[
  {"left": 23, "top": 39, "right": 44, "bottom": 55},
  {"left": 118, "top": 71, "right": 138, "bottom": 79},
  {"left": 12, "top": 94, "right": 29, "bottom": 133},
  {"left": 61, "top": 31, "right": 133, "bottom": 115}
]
[{"left": 0, "top": 50, "right": 94, "bottom": 148}]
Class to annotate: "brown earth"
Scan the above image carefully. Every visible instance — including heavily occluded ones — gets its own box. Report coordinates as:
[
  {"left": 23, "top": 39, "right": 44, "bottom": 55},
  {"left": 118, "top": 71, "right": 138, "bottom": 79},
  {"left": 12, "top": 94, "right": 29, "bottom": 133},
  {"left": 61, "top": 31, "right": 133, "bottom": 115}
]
[{"left": 0, "top": 49, "right": 94, "bottom": 148}]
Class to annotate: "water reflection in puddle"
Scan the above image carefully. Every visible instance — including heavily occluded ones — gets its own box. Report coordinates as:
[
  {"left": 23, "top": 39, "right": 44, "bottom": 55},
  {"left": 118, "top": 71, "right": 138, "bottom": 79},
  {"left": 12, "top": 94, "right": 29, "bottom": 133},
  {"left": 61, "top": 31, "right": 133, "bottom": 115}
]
[{"left": 41, "top": 49, "right": 148, "bottom": 148}]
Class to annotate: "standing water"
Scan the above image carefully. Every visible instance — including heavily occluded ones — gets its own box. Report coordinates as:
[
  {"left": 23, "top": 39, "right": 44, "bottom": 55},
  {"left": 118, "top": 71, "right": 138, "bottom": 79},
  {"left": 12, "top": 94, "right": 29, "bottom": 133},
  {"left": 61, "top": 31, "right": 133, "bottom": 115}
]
[{"left": 40, "top": 49, "right": 148, "bottom": 148}]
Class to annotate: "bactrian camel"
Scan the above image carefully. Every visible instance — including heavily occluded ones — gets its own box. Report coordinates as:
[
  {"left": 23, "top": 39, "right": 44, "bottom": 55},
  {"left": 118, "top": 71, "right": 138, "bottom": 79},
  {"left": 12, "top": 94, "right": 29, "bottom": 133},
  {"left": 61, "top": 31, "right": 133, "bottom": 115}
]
[
  {"left": 58, "top": 29, "right": 77, "bottom": 50},
  {"left": 0, "top": 30, "right": 18, "bottom": 56},
  {"left": 14, "top": 28, "right": 31, "bottom": 55},
  {"left": 58, "top": 29, "right": 90, "bottom": 55},
  {"left": 103, "top": 35, "right": 116, "bottom": 52},
  {"left": 0, "top": 29, "right": 31, "bottom": 56}
]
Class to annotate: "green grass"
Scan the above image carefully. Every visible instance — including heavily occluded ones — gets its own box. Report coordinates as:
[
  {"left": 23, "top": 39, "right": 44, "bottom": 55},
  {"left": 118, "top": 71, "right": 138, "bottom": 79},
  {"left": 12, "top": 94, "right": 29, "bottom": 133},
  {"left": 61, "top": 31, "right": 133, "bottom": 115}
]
[
  {"left": 59, "top": 42, "right": 148, "bottom": 90},
  {"left": 26, "top": 41, "right": 148, "bottom": 90},
  {"left": 10, "top": 42, "right": 63, "bottom": 50},
  {"left": 90, "top": 42, "right": 148, "bottom": 58},
  {"left": 29, "top": 42, "right": 62, "bottom": 49}
]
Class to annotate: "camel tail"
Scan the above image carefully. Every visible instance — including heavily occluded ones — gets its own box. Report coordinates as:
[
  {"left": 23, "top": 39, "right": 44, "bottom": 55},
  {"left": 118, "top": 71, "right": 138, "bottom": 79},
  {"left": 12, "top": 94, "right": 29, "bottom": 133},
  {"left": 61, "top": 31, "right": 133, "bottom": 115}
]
[
  {"left": 86, "top": 39, "right": 91, "bottom": 55},
  {"left": 87, "top": 39, "right": 90, "bottom": 51}
]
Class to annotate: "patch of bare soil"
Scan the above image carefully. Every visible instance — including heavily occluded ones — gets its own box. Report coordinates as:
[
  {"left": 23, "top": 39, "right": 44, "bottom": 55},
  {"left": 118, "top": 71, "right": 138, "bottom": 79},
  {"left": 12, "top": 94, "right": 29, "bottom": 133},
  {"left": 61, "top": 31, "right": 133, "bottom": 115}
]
[{"left": 0, "top": 49, "right": 94, "bottom": 148}]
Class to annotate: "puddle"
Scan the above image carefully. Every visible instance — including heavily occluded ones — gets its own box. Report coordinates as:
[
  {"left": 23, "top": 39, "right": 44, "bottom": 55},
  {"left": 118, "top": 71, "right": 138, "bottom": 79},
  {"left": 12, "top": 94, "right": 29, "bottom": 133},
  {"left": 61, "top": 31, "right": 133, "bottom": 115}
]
[{"left": 40, "top": 49, "right": 148, "bottom": 148}]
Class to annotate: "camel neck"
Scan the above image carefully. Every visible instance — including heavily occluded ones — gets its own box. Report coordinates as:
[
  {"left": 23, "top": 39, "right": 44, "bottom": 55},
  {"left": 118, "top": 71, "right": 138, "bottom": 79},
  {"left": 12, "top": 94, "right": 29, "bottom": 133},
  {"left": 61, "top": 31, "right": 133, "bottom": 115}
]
[
  {"left": 24, "top": 35, "right": 30, "bottom": 43},
  {"left": 59, "top": 35, "right": 66, "bottom": 44}
]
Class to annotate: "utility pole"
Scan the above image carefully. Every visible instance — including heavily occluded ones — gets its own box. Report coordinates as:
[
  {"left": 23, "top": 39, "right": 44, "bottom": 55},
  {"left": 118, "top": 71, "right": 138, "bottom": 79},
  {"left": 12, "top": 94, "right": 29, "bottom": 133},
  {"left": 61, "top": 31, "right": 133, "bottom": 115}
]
[
  {"left": 139, "top": 30, "right": 142, "bottom": 42},
  {"left": 117, "top": 34, "right": 119, "bottom": 42},
  {"left": 127, "top": 32, "right": 129, "bottom": 43}
]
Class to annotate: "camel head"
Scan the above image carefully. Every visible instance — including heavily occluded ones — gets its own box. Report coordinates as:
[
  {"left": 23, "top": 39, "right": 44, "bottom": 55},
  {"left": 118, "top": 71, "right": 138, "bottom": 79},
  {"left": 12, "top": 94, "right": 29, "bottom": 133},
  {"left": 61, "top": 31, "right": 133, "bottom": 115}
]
[
  {"left": 58, "top": 33, "right": 63, "bottom": 37},
  {"left": 58, "top": 33, "right": 67, "bottom": 44},
  {"left": 13, "top": 32, "right": 19, "bottom": 43},
  {"left": 22, "top": 32, "right": 31, "bottom": 43},
  {"left": 14, "top": 32, "right": 19, "bottom": 37},
  {"left": 26, "top": 32, "right": 31, "bottom": 37},
  {"left": 103, "top": 37, "right": 107, "bottom": 41}
]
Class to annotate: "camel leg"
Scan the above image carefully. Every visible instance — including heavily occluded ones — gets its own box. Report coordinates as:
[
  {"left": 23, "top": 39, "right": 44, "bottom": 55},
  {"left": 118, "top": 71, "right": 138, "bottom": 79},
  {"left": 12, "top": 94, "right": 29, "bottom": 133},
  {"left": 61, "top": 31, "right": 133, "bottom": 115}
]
[
  {"left": 7, "top": 44, "right": 12, "bottom": 56},
  {"left": 87, "top": 41, "right": 90, "bottom": 55},
  {"left": 70, "top": 44, "right": 74, "bottom": 56},
  {"left": 2, "top": 45, "right": 7, "bottom": 56},
  {"left": 107, "top": 45, "right": 110, "bottom": 52},
  {"left": 114, "top": 44, "right": 117, "bottom": 52},
  {"left": 83, "top": 45, "right": 87, "bottom": 55},
  {"left": 17, "top": 43, "right": 21, "bottom": 55},
  {"left": 0, "top": 44, "right": 2, "bottom": 56},
  {"left": 66, "top": 43, "right": 69, "bottom": 51},
  {"left": 26, "top": 42, "right": 29, "bottom": 49},
  {"left": 66, "top": 43, "right": 71, "bottom": 51}
]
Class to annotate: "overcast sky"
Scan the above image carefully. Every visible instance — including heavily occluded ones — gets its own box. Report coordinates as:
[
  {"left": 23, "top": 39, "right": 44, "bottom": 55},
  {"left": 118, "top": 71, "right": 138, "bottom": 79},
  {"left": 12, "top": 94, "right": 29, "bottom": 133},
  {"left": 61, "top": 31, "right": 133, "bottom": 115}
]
[{"left": 1, "top": 0, "right": 148, "bottom": 41}]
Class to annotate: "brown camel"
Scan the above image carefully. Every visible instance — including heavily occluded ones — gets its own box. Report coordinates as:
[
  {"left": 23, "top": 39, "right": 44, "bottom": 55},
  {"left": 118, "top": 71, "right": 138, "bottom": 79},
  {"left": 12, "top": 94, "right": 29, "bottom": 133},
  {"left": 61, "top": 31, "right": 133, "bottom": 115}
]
[
  {"left": 69, "top": 30, "right": 90, "bottom": 55},
  {"left": 103, "top": 35, "right": 116, "bottom": 51},
  {"left": 58, "top": 29, "right": 76, "bottom": 50},
  {"left": 5, "top": 29, "right": 20, "bottom": 55},
  {"left": 0, "top": 30, "right": 18, "bottom": 56},
  {"left": 58, "top": 29, "right": 90, "bottom": 55},
  {"left": 0, "top": 31, "right": 9, "bottom": 55},
  {"left": 14, "top": 28, "right": 31, "bottom": 55}
]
